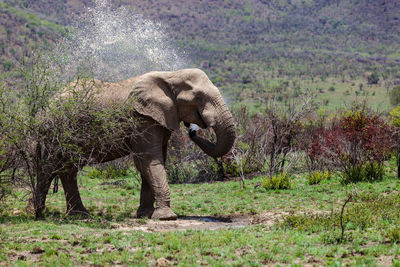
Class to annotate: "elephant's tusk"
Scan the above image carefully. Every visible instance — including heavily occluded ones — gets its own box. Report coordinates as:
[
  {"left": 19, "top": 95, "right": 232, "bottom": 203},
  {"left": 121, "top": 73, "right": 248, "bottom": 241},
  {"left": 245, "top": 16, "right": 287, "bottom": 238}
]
[
  {"left": 189, "top": 124, "right": 200, "bottom": 131},
  {"left": 188, "top": 124, "right": 200, "bottom": 138}
]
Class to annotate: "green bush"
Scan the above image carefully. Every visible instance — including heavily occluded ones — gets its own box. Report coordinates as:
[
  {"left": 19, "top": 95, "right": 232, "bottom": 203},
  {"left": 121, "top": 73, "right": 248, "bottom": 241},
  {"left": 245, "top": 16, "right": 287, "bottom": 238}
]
[
  {"left": 261, "top": 173, "right": 291, "bottom": 190},
  {"left": 390, "top": 85, "right": 400, "bottom": 106},
  {"left": 0, "top": 177, "right": 12, "bottom": 206},
  {"left": 87, "top": 167, "right": 103, "bottom": 179},
  {"left": 363, "top": 162, "right": 384, "bottom": 181},
  {"left": 102, "top": 165, "right": 129, "bottom": 179},
  {"left": 86, "top": 165, "right": 131, "bottom": 180},
  {"left": 341, "top": 162, "right": 384, "bottom": 184},
  {"left": 390, "top": 106, "right": 400, "bottom": 127},
  {"left": 385, "top": 227, "right": 400, "bottom": 244},
  {"left": 166, "top": 160, "right": 199, "bottom": 184},
  {"left": 367, "top": 72, "right": 379, "bottom": 84},
  {"left": 307, "top": 170, "right": 331, "bottom": 185},
  {"left": 224, "top": 157, "right": 260, "bottom": 177},
  {"left": 342, "top": 165, "right": 364, "bottom": 184}
]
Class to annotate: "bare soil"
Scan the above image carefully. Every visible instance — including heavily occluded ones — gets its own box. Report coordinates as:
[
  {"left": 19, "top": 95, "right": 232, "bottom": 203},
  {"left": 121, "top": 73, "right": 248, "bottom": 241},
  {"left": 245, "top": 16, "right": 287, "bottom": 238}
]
[{"left": 115, "top": 212, "right": 287, "bottom": 232}]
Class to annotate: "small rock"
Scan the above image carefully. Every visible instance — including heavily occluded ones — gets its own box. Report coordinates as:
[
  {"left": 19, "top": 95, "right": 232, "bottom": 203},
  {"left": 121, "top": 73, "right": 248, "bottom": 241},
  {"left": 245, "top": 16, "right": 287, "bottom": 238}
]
[
  {"left": 13, "top": 209, "right": 22, "bottom": 215},
  {"left": 31, "top": 247, "right": 45, "bottom": 254},
  {"left": 156, "top": 257, "right": 171, "bottom": 267},
  {"left": 18, "top": 255, "right": 26, "bottom": 260}
]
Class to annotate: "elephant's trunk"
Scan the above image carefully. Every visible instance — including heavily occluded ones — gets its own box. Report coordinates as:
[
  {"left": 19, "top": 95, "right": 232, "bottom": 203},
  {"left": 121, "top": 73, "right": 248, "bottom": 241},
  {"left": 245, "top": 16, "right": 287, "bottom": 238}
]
[{"left": 190, "top": 98, "right": 236, "bottom": 158}]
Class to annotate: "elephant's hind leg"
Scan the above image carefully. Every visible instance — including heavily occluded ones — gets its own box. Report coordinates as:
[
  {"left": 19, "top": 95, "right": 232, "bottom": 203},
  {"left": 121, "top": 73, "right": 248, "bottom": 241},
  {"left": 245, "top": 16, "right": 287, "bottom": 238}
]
[
  {"left": 59, "top": 169, "right": 89, "bottom": 216},
  {"left": 26, "top": 175, "right": 53, "bottom": 219}
]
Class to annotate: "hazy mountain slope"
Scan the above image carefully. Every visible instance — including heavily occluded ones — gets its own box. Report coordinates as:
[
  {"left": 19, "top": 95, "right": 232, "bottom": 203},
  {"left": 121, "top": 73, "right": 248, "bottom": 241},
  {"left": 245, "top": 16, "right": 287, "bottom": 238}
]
[
  {"left": 0, "top": 3, "right": 65, "bottom": 70},
  {"left": 1, "top": 0, "right": 399, "bottom": 106}
]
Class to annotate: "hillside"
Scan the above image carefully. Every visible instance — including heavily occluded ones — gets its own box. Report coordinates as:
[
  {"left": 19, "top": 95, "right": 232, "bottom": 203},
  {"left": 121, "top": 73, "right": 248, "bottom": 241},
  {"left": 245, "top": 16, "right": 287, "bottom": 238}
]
[{"left": 1, "top": 0, "right": 400, "bottom": 109}]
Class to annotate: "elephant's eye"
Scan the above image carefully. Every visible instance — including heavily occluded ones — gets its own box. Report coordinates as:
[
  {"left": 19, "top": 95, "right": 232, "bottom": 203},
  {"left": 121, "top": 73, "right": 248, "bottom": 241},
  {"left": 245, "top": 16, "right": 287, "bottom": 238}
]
[
  {"left": 178, "top": 91, "right": 202, "bottom": 105},
  {"left": 194, "top": 91, "right": 206, "bottom": 102}
]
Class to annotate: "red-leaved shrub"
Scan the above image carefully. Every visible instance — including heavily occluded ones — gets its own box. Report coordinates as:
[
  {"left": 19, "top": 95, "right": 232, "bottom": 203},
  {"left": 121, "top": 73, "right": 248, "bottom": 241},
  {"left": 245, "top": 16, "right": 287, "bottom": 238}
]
[{"left": 309, "top": 109, "right": 392, "bottom": 183}]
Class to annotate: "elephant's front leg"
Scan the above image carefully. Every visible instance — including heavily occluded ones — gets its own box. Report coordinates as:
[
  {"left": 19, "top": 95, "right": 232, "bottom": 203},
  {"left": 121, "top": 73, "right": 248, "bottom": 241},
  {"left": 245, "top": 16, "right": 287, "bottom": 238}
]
[
  {"left": 135, "top": 174, "right": 155, "bottom": 218},
  {"left": 136, "top": 157, "right": 177, "bottom": 220},
  {"left": 133, "top": 123, "right": 176, "bottom": 220}
]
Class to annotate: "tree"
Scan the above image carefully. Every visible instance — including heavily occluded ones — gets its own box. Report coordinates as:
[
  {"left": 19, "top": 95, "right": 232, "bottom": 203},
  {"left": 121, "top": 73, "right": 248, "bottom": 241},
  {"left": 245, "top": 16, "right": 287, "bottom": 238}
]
[
  {"left": 0, "top": 53, "right": 140, "bottom": 217},
  {"left": 389, "top": 106, "right": 400, "bottom": 178},
  {"left": 389, "top": 85, "right": 400, "bottom": 106},
  {"left": 367, "top": 72, "right": 379, "bottom": 85}
]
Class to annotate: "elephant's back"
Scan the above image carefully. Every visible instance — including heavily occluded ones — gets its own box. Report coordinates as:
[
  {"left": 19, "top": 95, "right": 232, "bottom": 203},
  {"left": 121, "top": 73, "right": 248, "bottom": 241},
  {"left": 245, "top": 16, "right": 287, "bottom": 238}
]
[
  {"left": 97, "top": 77, "right": 139, "bottom": 106},
  {"left": 55, "top": 77, "right": 141, "bottom": 108}
]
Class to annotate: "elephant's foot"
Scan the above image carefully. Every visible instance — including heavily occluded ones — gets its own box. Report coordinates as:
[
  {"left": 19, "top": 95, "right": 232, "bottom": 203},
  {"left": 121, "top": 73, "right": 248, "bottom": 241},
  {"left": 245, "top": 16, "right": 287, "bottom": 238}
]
[
  {"left": 67, "top": 206, "right": 90, "bottom": 217},
  {"left": 26, "top": 203, "right": 46, "bottom": 219},
  {"left": 25, "top": 201, "right": 35, "bottom": 215},
  {"left": 136, "top": 207, "right": 155, "bottom": 218},
  {"left": 151, "top": 207, "right": 177, "bottom": 220},
  {"left": 26, "top": 195, "right": 47, "bottom": 219}
]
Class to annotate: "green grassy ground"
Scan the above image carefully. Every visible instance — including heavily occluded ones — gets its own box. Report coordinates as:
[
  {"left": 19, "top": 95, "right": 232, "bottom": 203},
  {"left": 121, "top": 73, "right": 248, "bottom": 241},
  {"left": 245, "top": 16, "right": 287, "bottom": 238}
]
[
  {"left": 306, "top": 78, "right": 390, "bottom": 111},
  {"left": 1, "top": 165, "right": 400, "bottom": 266},
  {"left": 230, "top": 76, "right": 392, "bottom": 114}
]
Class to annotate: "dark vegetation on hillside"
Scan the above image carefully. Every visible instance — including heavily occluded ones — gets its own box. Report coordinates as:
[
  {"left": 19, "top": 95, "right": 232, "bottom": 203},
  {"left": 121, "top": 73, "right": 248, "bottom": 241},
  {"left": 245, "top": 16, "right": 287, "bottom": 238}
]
[
  {"left": 1, "top": 0, "right": 400, "bottom": 107},
  {"left": 0, "top": 2, "right": 65, "bottom": 71}
]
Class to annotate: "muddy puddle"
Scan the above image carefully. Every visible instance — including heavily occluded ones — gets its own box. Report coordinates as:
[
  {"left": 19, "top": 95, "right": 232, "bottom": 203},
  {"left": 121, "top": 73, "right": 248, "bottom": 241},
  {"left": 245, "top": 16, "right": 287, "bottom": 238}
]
[
  {"left": 116, "top": 212, "right": 286, "bottom": 232},
  {"left": 117, "top": 215, "right": 249, "bottom": 232}
]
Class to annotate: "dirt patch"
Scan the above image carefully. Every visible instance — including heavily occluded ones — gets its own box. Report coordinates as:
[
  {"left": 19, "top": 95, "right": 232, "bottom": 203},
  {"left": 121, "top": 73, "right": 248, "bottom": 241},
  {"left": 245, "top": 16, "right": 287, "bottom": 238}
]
[
  {"left": 6, "top": 248, "right": 44, "bottom": 264},
  {"left": 375, "top": 255, "right": 397, "bottom": 266},
  {"left": 249, "top": 211, "right": 290, "bottom": 226},
  {"left": 115, "top": 212, "right": 288, "bottom": 232},
  {"left": 115, "top": 215, "right": 248, "bottom": 232}
]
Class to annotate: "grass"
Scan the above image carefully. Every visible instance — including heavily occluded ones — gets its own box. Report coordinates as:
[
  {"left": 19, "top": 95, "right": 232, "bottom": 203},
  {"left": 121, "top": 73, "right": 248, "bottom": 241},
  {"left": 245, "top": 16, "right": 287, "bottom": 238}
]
[
  {"left": 1, "top": 166, "right": 400, "bottom": 265},
  {"left": 308, "top": 77, "right": 390, "bottom": 111},
  {"left": 229, "top": 76, "right": 392, "bottom": 115}
]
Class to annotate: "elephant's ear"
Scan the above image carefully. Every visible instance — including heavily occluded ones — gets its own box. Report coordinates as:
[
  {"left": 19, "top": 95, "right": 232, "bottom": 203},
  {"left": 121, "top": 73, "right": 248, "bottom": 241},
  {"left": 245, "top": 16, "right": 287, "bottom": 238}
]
[{"left": 132, "top": 76, "right": 179, "bottom": 131}]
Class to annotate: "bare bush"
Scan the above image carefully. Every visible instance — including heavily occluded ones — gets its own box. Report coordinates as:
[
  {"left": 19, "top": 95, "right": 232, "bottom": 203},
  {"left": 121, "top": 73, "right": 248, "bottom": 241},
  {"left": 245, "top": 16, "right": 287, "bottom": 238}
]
[
  {"left": 166, "top": 126, "right": 224, "bottom": 184},
  {"left": 223, "top": 106, "right": 265, "bottom": 187},
  {"left": 260, "top": 96, "right": 316, "bottom": 176},
  {"left": 0, "top": 53, "right": 141, "bottom": 216}
]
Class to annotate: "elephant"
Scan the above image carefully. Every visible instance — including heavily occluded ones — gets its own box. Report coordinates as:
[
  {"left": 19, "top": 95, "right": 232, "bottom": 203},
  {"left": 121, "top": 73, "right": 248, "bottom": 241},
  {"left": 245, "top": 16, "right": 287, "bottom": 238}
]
[{"left": 32, "top": 68, "right": 236, "bottom": 220}]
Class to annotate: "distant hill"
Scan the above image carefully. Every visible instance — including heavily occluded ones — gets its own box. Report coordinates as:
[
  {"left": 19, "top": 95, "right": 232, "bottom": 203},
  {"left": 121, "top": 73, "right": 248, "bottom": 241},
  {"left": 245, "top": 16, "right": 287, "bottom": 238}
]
[{"left": 1, "top": 0, "right": 400, "bottom": 107}]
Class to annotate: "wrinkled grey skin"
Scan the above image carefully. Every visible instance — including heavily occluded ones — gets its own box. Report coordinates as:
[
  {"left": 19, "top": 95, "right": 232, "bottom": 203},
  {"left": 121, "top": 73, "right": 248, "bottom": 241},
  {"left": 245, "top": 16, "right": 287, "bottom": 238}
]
[{"left": 32, "top": 69, "right": 236, "bottom": 220}]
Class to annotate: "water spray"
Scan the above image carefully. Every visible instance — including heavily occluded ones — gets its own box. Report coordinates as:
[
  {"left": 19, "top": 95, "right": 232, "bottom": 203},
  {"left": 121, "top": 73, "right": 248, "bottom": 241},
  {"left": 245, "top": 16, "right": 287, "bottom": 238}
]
[{"left": 53, "top": 0, "right": 186, "bottom": 82}]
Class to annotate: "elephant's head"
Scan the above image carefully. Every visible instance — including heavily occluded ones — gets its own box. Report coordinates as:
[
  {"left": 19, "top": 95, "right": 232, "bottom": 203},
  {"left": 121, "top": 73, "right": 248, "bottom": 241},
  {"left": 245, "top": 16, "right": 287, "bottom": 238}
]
[{"left": 133, "top": 68, "right": 236, "bottom": 158}]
